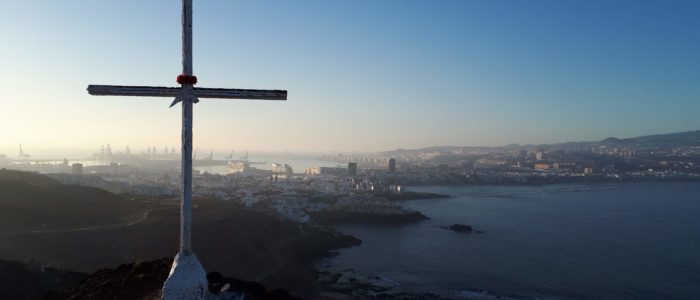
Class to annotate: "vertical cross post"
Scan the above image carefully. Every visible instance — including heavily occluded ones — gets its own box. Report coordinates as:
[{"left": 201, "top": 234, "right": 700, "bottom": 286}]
[
  {"left": 86, "top": 0, "right": 287, "bottom": 298},
  {"left": 180, "top": 0, "right": 194, "bottom": 254},
  {"left": 162, "top": 1, "right": 208, "bottom": 299}
]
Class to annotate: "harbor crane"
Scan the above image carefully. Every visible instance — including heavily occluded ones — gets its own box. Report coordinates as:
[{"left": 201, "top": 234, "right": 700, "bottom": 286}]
[{"left": 18, "top": 144, "right": 30, "bottom": 162}]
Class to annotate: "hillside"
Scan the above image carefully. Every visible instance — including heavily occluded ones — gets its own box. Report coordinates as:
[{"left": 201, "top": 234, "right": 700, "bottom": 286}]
[
  {"left": 0, "top": 169, "right": 144, "bottom": 232},
  {"left": 0, "top": 168, "right": 61, "bottom": 187},
  {"left": 381, "top": 129, "right": 700, "bottom": 155},
  {"left": 0, "top": 169, "right": 361, "bottom": 299},
  {"left": 600, "top": 130, "right": 700, "bottom": 147},
  {"left": 0, "top": 259, "right": 85, "bottom": 300},
  {"left": 0, "top": 205, "right": 360, "bottom": 299}
]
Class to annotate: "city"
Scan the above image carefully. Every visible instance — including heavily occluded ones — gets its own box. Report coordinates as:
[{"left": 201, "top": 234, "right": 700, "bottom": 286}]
[
  {"left": 2, "top": 130, "right": 699, "bottom": 229},
  {"left": 1, "top": 1, "right": 698, "bottom": 299}
]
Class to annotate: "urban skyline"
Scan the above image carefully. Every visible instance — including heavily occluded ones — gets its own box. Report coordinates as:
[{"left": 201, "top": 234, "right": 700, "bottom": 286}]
[
  {"left": 3, "top": 128, "right": 699, "bottom": 160},
  {"left": 1, "top": 1, "right": 698, "bottom": 153}
]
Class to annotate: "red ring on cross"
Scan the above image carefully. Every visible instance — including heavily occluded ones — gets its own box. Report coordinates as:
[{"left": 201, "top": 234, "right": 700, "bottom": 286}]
[{"left": 177, "top": 74, "right": 198, "bottom": 85}]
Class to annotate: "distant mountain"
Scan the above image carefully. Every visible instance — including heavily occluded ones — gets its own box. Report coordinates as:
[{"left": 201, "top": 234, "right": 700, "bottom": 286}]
[
  {"left": 381, "top": 130, "right": 700, "bottom": 155},
  {"left": 601, "top": 137, "right": 623, "bottom": 144},
  {"left": 598, "top": 130, "right": 700, "bottom": 148},
  {"left": 0, "top": 169, "right": 143, "bottom": 232}
]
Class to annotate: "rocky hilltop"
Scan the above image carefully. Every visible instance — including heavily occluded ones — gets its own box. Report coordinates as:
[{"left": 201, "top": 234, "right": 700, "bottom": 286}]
[
  {"left": 0, "top": 170, "right": 362, "bottom": 299},
  {"left": 46, "top": 258, "right": 300, "bottom": 300}
]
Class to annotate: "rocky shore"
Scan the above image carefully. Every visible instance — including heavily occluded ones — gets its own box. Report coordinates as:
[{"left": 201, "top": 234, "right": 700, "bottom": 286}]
[
  {"left": 316, "top": 266, "right": 523, "bottom": 300},
  {"left": 381, "top": 191, "right": 451, "bottom": 201}
]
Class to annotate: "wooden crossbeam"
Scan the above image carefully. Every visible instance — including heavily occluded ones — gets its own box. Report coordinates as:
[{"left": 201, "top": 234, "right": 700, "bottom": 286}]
[
  {"left": 88, "top": 85, "right": 287, "bottom": 100},
  {"left": 194, "top": 87, "right": 286, "bottom": 100},
  {"left": 88, "top": 85, "right": 180, "bottom": 97}
]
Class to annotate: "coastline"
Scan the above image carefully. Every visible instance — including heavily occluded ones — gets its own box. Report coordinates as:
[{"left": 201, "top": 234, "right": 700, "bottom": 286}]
[
  {"left": 393, "top": 175, "right": 700, "bottom": 187},
  {"left": 309, "top": 192, "right": 445, "bottom": 299},
  {"left": 306, "top": 187, "right": 544, "bottom": 300},
  {"left": 310, "top": 210, "right": 429, "bottom": 225},
  {"left": 315, "top": 265, "right": 531, "bottom": 300},
  {"left": 5, "top": 169, "right": 699, "bottom": 299},
  {"left": 380, "top": 191, "right": 451, "bottom": 201},
  {"left": 311, "top": 182, "right": 700, "bottom": 300}
]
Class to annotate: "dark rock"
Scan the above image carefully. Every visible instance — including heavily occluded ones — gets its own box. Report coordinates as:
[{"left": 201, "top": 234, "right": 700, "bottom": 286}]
[
  {"left": 267, "top": 288, "right": 298, "bottom": 300},
  {"left": 46, "top": 257, "right": 171, "bottom": 300},
  {"left": 449, "top": 224, "right": 473, "bottom": 232},
  {"left": 48, "top": 258, "right": 301, "bottom": 300},
  {"left": 207, "top": 271, "right": 270, "bottom": 299}
]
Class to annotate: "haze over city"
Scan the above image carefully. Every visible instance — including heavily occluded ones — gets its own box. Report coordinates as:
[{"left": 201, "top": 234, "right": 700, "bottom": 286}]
[
  {"left": 1, "top": 0, "right": 698, "bottom": 157},
  {"left": 3, "top": 1, "right": 700, "bottom": 300}
]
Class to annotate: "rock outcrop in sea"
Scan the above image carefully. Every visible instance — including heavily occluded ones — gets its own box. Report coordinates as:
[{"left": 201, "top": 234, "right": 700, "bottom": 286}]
[{"left": 449, "top": 224, "right": 473, "bottom": 232}]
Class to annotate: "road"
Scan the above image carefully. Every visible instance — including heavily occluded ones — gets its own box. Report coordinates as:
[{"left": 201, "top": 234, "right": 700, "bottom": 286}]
[{"left": 0, "top": 207, "right": 175, "bottom": 237}]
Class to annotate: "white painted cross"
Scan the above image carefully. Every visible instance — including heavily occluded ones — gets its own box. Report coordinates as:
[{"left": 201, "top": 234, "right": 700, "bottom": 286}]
[{"left": 87, "top": 1, "right": 286, "bottom": 299}]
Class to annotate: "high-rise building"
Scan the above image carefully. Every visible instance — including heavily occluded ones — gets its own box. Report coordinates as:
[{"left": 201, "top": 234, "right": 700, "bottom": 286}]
[
  {"left": 348, "top": 162, "right": 358, "bottom": 176},
  {"left": 388, "top": 158, "right": 396, "bottom": 173},
  {"left": 535, "top": 151, "right": 544, "bottom": 161}
]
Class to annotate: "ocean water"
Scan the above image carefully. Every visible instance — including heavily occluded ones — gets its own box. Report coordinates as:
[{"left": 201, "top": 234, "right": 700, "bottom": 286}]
[{"left": 322, "top": 182, "right": 700, "bottom": 299}]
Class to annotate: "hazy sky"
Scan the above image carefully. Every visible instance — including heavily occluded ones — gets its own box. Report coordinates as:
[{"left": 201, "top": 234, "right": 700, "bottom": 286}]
[{"left": 1, "top": 0, "right": 698, "bottom": 156}]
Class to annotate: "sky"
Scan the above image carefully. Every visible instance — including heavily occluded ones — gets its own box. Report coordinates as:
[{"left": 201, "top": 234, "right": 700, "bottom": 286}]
[{"left": 0, "top": 0, "right": 698, "bottom": 157}]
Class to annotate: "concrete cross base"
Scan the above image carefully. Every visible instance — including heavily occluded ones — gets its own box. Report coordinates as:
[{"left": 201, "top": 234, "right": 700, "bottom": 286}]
[{"left": 162, "top": 251, "right": 209, "bottom": 300}]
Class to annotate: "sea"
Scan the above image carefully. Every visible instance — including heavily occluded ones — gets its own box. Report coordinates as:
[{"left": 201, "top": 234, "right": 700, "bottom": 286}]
[{"left": 320, "top": 182, "right": 700, "bottom": 299}]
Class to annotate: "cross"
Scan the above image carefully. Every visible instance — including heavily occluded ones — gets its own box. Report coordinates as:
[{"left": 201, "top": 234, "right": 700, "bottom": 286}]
[{"left": 87, "top": 1, "right": 286, "bottom": 299}]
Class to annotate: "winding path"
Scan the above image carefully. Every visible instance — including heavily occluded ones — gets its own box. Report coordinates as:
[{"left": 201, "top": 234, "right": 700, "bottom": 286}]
[
  {"left": 255, "top": 227, "right": 308, "bottom": 282},
  {"left": 0, "top": 207, "right": 175, "bottom": 237}
]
